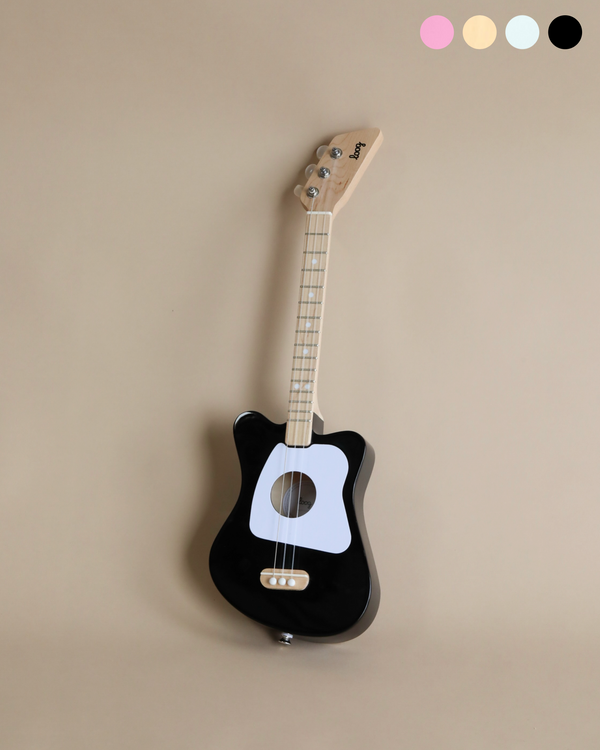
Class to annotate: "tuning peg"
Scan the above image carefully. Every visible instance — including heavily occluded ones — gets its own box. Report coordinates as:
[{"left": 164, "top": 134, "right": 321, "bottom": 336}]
[
  {"left": 316, "top": 145, "right": 329, "bottom": 159},
  {"left": 305, "top": 164, "right": 317, "bottom": 179},
  {"left": 293, "top": 184, "right": 304, "bottom": 197}
]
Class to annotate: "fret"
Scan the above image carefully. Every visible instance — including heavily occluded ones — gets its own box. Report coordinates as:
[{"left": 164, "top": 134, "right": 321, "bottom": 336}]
[{"left": 285, "top": 211, "right": 332, "bottom": 448}]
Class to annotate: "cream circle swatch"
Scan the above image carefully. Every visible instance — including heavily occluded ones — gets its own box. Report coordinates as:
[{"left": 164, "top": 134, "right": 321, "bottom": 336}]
[
  {"left": 505, "top": 15, "right": 540, "bottom": 49},
  {"left": 463, "top": 15, "right": 497, "bottom": 49},
  {"left": 420, "top": 15, "right": 454, "bottom": 49}
]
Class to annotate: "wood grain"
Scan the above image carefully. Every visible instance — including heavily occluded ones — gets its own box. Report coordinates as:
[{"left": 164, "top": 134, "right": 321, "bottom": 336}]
[
  {"left": 285, "top": 212, "right": 331, "bottom": 446},
  {"left": 300, "top": 128, "right": 383, "bottom": 216}
]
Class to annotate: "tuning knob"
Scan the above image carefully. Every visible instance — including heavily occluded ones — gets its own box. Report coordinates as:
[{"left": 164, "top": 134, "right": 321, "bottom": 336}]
[
  {"left": 305, "top": 164, "right": 317, "bottom": 179},
  {"left": 316, "top": 145, "right": 328, "bottom": 159},
  {"left": 294, "top": 184, "right": 304, "bottom": 197}
]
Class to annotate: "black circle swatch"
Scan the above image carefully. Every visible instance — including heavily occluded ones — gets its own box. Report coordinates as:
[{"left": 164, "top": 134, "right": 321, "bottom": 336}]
[{"left": 548, "top": 15, "right": 582, "bottom": 49}]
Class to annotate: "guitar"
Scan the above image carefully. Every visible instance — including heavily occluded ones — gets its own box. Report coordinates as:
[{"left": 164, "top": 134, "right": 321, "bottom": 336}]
[{"left": 209, "top": 129, "right": 383, "bottom": 644}]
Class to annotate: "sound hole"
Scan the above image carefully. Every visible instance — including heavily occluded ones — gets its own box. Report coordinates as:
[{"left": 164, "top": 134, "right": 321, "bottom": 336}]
[{"left": 270, "top": 472, "right": 316, "bottom": 518}]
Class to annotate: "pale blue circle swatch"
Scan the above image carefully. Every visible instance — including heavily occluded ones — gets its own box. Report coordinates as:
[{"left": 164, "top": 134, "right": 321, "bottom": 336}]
[{"left": 505, "top": 15, "right": 540, "bottom": 49}]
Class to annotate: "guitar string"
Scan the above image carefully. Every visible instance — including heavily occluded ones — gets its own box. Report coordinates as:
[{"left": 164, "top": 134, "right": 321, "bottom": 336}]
[
  {"left": 289, "top": 209, "right": 327, "bottom": 576},
  {"left": 290, "top": 206, "right": 331, "bottom": 576},
  {"left": 271, "top": 199, "right": 316, "bottom": 578},
  {"left": 284, "top": 209, "right": 317, "bottom": 576},
  {"left": 280, "top": 200, "right": 317, "bottom": 576},
  {"left": 280, "top": 202, "right": 317, "bottom": 575}
]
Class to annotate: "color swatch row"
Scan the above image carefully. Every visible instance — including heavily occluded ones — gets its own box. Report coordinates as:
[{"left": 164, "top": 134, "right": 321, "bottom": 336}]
[{"left": 420, "top": 15, "right": 582, "bottom": 50}]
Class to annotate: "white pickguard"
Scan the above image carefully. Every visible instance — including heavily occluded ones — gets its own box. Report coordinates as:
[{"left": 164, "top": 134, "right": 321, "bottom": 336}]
[{"left": 249, "top": 442, "right": 351, "bottom": 554}]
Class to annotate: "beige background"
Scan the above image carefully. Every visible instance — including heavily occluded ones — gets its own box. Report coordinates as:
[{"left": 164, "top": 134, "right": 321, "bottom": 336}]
[{"left": 2, "top": 0, "right": 600, "bottom": 747}]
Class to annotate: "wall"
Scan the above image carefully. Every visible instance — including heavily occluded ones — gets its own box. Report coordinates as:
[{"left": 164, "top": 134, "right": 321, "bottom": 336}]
[{"left": 1, "top": 0, "right": 599, "bottom": 747}]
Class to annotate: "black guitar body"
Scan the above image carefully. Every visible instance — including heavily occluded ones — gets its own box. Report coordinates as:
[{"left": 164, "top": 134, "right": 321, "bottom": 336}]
[{"left": 209, "top": 411, "right": 379, "bottom": 642}]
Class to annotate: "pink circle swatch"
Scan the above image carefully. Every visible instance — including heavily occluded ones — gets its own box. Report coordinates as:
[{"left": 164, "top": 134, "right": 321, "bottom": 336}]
[{"left": 420, "top": 15, "right": 454, "bottom": 49}]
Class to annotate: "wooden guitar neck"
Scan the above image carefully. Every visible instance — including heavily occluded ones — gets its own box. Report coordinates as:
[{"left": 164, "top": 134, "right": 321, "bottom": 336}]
[
  {"left": 285, "top": 128, "right": 383, "bottom": 447},
  {"left": 285, "top": 211, "right": 332, "bottom": 447}
]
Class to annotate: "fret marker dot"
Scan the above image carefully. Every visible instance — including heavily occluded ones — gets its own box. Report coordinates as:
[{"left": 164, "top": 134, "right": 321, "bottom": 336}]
[
  {"left": 304, "top": 384, "right": 310, "bottom": 390},
  {"left": 294, "top": 384, "right": 299, "bottom": 389},
  {"left": 303, "top": 349, "right": 308, "bottom": 354},
  {"left": 308, "top": 292, "right": 314, "bottom": 298},
  {"left": 306, "top": 322, "right": 311, "bottom": 328},
  {"left": 312, "top": 259, "right": 317, "bottom": 264}
]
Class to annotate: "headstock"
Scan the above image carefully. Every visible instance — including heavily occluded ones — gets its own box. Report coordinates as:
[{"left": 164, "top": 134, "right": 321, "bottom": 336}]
[{"left": 297, "top": 128, "right": 383, "bottom": 216}]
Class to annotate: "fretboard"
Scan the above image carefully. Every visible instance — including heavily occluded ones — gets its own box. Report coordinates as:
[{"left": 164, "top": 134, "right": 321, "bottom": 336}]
[{"left": 285, "top": 211, "right": 332, "bottom": 447}]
